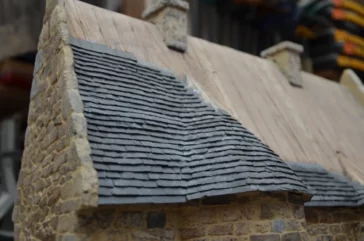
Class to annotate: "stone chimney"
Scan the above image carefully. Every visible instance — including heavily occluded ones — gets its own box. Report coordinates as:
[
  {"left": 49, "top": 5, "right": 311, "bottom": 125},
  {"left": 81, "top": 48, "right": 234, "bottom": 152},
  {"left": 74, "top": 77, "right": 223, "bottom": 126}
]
[
  {"left": 340, "top": 69, "right": 364, "bottom": 106},
  {"left": 142, "top": 0, "right": 189, "bottom": 52},
  {"left": 261, "top": 41, "right": 304, "bottom": 88}
]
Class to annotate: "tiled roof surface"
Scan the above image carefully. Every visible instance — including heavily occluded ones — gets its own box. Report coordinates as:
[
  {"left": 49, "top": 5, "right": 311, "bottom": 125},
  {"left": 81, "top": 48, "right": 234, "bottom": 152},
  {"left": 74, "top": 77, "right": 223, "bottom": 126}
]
[
  {"left": 71, "top": 38, "right": 308, "bottom": 205},
  {"left": 288, "top": 162, "right": 364, "bottom": 207}
]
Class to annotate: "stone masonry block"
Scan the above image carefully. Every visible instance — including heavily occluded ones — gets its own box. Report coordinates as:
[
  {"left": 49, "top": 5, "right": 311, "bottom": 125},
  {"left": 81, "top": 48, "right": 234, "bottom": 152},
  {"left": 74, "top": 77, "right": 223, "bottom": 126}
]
[
  {"left": 143, "top": 0, "right": 189, "bottom": 52},
  {"left": 271, "top": 219, "right": 285, "bottom": 233},
  {"left": 62, "top": 90, "right": 84, "bottom": 120},
  {"left": 132, "top": 229, "right": 176, "bottom": 241},
  {"left": 250, "top": 234, "right": 280, "bottom": 241},
  {"left": 179, "top": 227, "right": 205, "bottom": 239},
  {"left": 115, "top": 212, "right": 144, "bottom": 228},
  {"left": 235, "top": 222, "right": 252, "bottom": 235},
  {"left": 207, "top": 224, "right": 233, "bottom": 236},
  {"left": 282, "top": 232, "right": 302, "bottom": 241},
  {"left": 65, "top": 114, "right": 88, "bottom": 139},
  {"left": 261, "top": 41, "right": 303, "bottom": 87}
]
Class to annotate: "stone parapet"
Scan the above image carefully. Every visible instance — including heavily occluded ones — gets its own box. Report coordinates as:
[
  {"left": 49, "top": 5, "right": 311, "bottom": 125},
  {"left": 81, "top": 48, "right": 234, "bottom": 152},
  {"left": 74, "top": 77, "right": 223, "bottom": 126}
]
[{"left": 13, "top": 2, "right": 98, "bottom": 241}]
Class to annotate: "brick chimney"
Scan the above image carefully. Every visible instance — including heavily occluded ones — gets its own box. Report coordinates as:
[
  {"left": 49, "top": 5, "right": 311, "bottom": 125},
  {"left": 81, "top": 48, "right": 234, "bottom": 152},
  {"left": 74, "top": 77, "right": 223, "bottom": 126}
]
[
  {"left": 142, "top": 0, "right": 189, "bottom": 52},
  {"left": 261, "top": 41, "right": 304, "bottom": 88}
]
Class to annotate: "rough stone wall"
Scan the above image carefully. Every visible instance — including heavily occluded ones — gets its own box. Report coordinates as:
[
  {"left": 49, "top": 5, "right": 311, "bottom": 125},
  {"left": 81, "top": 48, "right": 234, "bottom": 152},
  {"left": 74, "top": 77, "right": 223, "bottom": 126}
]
[
  {"left": 305, "top": 207, "right": 364, "bottom": 241},
  {"left": 77, "top": 192, "right": 309, "bottom": 241},
  {"left": 12, "top": 3, "right": 98, "bottom": 241}
]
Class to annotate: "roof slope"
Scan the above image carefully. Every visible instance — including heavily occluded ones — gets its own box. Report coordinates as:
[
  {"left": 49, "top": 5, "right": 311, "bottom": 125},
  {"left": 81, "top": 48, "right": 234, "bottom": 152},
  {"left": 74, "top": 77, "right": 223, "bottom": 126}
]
[
  {"left": 70, "top": 38, "right": 308, "bottom": 205},
  {"left": 288, "top": 162, "right": 364, "bottom": 207},
  {"left": 64, "top": 0, "right": 364, "bottom": 184}
]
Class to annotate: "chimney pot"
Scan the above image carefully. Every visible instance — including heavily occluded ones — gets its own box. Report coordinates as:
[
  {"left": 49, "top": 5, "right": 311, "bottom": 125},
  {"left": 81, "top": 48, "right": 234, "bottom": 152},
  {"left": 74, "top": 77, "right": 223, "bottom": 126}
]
[
  {"left": 143, "top": 0, "right": 189, "bottom": 52},
  {"left": 261, "top": 41, "right": 304, "bottom": 88}
]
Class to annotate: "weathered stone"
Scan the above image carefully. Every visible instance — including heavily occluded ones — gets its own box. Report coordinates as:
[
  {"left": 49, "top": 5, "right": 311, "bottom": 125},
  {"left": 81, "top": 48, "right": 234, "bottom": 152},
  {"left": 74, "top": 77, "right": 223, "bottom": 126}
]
[
  {"left": 294, "top": 206, "right": 305, "bottom": 219},
  {"left": 181, "top": 209, "right": 216, "bottom": 227},
  {"left": 61, "top": 179, "right": 81, "bottom": 200},
  {"left": 65, "top": 114, "right": 87, "bottom": 139},
  {"left": 210, "top": 237, "right": 237, "bottom": 241},
  {"left": 143, "top": 1, "right": 189, "bottom": 52},
  {"left": 282, "top": 232, "right": 302, "bottom": 241},
  {"left": 208, "top": 224, "right": 233, "bottom": 236},
  {"left": 261, "top": 41, "right": 304, "bottom": 87},
  {"left": 307, "top": 224, "right": 328, "bottom": 235},
  {"left": 62, "top": 90, "right": 84, "bottom": 120},
  {"left": 94, "top": 210, "right": 116, "bottom": 229},
  {"left": 329, "top": 225, "right": 341, "bottom": 234},
  {"left": 300, "top": 232, "right": 309, "bottom": 241},
  {"left": 58, "top": 199, "right": 81, "bottom": 214},
  {"left": 261, "top": 204, "right": 273, "bottom": 219},
  {"left": 132, "top": 229, "right": 175, "bottom": 241},
  {"left": 57, "top": 234, "right": 80, "bottom": 241},
  {"left": 341, "top": 223, "right": 355, "bottom": 233},
  {"left": 57, "top": 214, "right": 78, "bottom": 233},
  {"left": 316, "top": 235, "right": 333, "bottom": 241},
  {"left": 287, "top": 219, "right": 302, "bottom": 231},
  {"left": 271, "top": 219, "right": 285, "bottom": 232},
  {"left": 180, "top": 228, "right": 205, "bottom": 239},
  {"left": 250, "top": 234, "right": 280, "bottom": 241},
  {"left": 335, "top": 235, "right": 347, "bottom": 241},
  {"left": 241, "top": 204, "right": 255, "bottom": 220},
  {"left": 219, "top": 207, "right": 242, "bottom": 222},
  {"left": 53, "top": 151, "right": 66, "bottom": 173},
  {"left": 255, "top": 223, "right": 270, "bottom": 233},
  {"left": 235, "top": 222, "right": 252, "bottom": 235},
  {"left": 115, "top": 212, "right": 144, "bottom": 228}
]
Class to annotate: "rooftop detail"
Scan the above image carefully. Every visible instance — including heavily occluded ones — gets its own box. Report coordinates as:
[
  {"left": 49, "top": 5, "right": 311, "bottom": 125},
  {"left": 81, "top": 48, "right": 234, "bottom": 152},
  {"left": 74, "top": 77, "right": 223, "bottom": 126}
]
[{"left": 70, "top": 37, "right": 309, "bottom": 205}]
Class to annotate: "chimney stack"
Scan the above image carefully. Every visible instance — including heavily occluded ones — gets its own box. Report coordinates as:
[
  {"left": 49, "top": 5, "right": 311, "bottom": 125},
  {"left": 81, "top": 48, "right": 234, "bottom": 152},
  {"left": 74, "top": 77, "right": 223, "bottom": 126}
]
[
  {"left": 142, "top": 0, "right": 189, "bottom": 52},
  {"left": 261, "top": 41, "right": 304, "bottom": 88},
  {"left": 340, "top": 69, "right": 364, "bottom": 106}
]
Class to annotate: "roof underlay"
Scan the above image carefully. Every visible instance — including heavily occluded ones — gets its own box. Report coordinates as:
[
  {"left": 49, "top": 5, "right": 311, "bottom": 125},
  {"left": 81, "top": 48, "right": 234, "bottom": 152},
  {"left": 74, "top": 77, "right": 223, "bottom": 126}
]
[
  {"left": 71, "top": 38, "right": 308, "bottom": 205},
  {"left": 64, "top": 0, "right": 364, "bottom": 184}
]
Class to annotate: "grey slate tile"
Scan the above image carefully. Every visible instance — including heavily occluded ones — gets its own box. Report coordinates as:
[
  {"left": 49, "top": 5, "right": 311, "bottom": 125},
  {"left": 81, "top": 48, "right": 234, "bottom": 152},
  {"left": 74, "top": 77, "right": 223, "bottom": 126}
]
[
  {"left": 287, "top": 162, "right": 364, "bottom": 207},
  {"left": 72, "top": 38, "right": 309, "bottom": 206}
]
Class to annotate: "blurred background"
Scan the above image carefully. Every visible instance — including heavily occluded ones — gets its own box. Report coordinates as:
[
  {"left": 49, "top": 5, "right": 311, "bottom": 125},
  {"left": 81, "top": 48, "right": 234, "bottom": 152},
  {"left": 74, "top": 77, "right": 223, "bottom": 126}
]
[{"left": 1, "top": 0, "right": 364, "bottom": 240}]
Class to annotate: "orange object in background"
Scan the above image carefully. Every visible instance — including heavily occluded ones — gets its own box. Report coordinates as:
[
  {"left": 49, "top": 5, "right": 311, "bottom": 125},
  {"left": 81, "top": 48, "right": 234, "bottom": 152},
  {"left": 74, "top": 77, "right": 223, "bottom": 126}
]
[
  {"left": 331, "top": 8, "right": 364, "bottom": 28},
  {"left": 334, "top": 29, "right": 364, "bottom": 48},
  {"left": 333, "top": 0, "right": 364, "bottom": 16}
]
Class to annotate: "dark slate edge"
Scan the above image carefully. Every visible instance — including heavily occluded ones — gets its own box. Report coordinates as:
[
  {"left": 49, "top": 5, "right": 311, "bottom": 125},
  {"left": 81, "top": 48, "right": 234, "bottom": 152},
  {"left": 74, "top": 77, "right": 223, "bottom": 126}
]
[
  {"left": 71, "top": 38, "right": 310, "bottom": 205},
  {"left": 70, "top": 37, "right": 137, "bottom": 62},
  {"left": 287, "top": 162, "right": 364, "bottom": 207}
]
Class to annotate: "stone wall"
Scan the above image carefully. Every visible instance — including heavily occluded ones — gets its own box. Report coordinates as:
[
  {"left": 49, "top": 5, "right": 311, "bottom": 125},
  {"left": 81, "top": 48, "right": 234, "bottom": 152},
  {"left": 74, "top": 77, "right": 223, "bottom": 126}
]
[
  {"left": 76, "top": 192, "right": 309, "bottom": 241},
  {"left": 13, "top": 3, "right": 98, "bottom": 241},
  {"left": 305, "top": 207, "right": 364, "bottom": 241}
]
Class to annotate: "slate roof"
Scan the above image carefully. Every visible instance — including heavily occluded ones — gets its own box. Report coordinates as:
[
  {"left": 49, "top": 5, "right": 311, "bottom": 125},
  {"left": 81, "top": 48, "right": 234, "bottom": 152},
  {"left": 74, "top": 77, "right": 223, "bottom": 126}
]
[
  {"left": 287, "top": 162, "right": 364, "bottom": 207},
  {"left": 70, "top": 38, "right": 308, "bottom": 205}
]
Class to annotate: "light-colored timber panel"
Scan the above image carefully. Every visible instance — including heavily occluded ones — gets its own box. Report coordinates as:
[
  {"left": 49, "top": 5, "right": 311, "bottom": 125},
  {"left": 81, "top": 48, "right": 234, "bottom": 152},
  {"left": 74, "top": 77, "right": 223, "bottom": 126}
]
[{"left": 64, "top": 0, "right": 364, "bottom": 183}]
